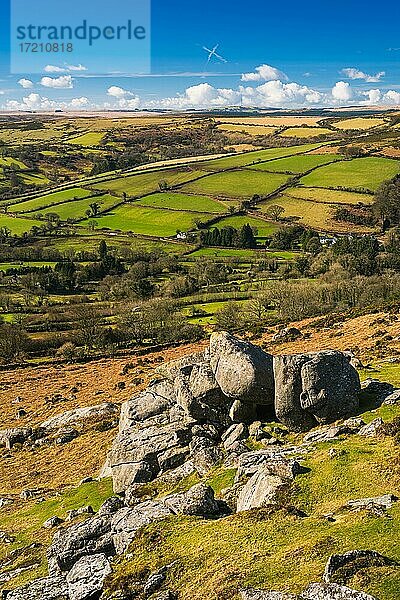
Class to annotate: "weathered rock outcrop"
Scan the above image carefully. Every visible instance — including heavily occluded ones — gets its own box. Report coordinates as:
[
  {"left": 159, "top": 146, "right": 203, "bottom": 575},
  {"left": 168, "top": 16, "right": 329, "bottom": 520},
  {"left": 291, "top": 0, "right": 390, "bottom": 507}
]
[
  {"left": 210, "top": 332, "right": 275, "bottom": 407},
  {"left": 302, "top": 583, "right": 376, "bottom": 599},
  {"left": 5, "top": 575, "right": 69, "bottom": 600},
  {"left": 274, "top": 351, "right": 360, "bottom": 432},
  {"left": 323, "top": 550, "right": 395, "bottom": 584},
  {"left": 66, "top": 553, "right": 112, "bottom": 600}
]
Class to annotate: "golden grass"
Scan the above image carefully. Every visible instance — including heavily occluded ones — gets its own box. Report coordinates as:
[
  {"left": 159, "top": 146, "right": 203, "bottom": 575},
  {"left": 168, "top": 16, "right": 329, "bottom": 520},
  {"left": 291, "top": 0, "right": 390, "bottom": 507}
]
[
  {"left": 280, "top": 127, "right": 332, "bottom": 138},
  {"left": 334, "top": 118, "right": 387, "bottom": 130},
  {"left": 216, "top": 117, "right": 323, "bottom": 126},
  {"left": 217, "top": 124, "right": 278, "bottom": 135}
]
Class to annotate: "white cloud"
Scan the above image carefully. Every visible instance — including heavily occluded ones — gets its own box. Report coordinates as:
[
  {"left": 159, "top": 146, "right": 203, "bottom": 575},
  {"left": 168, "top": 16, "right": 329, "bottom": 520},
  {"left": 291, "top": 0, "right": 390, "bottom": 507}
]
[
  {"left": 332, "top": 81, "right": 353, "bottom": 102},
  {"left": 40, "top": 75, "right": 74, "bottom": 89},
  {"left": 341, "top": 68, "right": 385, "bottom": 83},
  {"left": 69, "top": 97, "right": 90, "bottom": 108},
  {"left": 43, "top": 65, "right": 65, "bottom": 73},
  {"left": 66, "top": 64, "right": 87, "bottom": 72},
  {"left": 18, "top": 78, "right": 34, "bottom": 89},
  {"left": 241, "top": 64, "right": 287, "bottom": 82},
  {"left": 44, "top": 64, "right": 87, "bottom": 73},
  {"left": 3, "top": 93, "right": 92, "bottom": 112},
  {"left": 382, "top": 90, "right": 400, "bottom": 105},
  {"left": 362, "top": 89, "right": 382, "bottom": 105},
  {"left": 107, "top": 85, "right": 130, "bottom": 98},
  {"left": 107, "top": 86, "right": 140, "bottom": 108}
]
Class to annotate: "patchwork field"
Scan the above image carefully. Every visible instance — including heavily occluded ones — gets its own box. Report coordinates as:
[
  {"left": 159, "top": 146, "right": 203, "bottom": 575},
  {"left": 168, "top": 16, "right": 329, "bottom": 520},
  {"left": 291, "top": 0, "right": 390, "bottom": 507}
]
[
  {"left": 333, "top": 117, "right": 387, "bottom": 130},
  {"left": 216, "top": 117, "right": 323, "bottom": 127},
  {"left": 93, "top": 169, "right": 205, "bottom": 197},
  {"left": 217, "top": 124, "right": 278, "bottom": 136},
  {"left": 210, "top": 214, "right": 278, "bottom": 237},
  {"left": 197, "top": 143, "right": 322, "bottom": 170},
  {"left": 249, "top": 153, "right": 342, "bottom": 173},
  {"left": 300, "top": 157, "right": 400, "bottom": 191},
  {"left": 280, "top": 127, "right": 332, "bottom": 138},
  {"left": 285, "top": 186, "right": 375, "bottom": 205},
  {"left": 137, "top": 192, "right": 227, "bottom": 214},
  {"left": 259, "top": 196, "right": 375, "bottom": 233},
  {"left": 0, "top": 214, "right": 43, "bottom": 235},
  {"left": 31, "top": 194, "right": 119, "bottom": 220},
  {"left": 8, "top": 188, "right": 92, "bottom": 212},
  {"left": 187, "top": 247, "right": 298, "bottom": 259},
  {"left": 68, "top": 132, "right": 105, "bottom": 146},
  {"left": 87, "top": 204, "right": 211, "bottom": 236},
  {"left": 0, "top": 157, "right": 28, "bottom": 169},
  {"left": 182, "top": 170, "right": 290, "bottom": 199}
]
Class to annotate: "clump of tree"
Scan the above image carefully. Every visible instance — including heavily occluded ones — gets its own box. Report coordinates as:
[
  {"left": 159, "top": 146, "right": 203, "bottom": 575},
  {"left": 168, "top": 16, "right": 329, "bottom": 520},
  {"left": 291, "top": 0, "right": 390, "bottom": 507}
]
[
  {"left": 374, "top": 176, "right": 400, "bottom": 229},
  {"left": 0, "top": 322, "right": 29, "bottom": 363},
  {"left": 200, "top": 224, "right": 257, "bottom": 249}
]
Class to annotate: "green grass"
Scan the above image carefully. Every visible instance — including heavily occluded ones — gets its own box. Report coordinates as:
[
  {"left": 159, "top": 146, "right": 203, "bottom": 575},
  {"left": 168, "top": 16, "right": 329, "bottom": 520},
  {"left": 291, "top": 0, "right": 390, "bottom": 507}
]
[
  {"left": 31, "top": 194, "right": 119, "bottom": 221},
  {"left": 182, "top": 171, "right": 290, "bottom": 199},
  {"left": 210, "top": 215, "right": 278, "bottom": 238},
  {"left": 137, "top": 192, "right": 227, "bottom": 214},
  {"left": 285, "top": 187, "right": 375, "bottom": 205},
  {"left": 20, "top": 173, "right": 50, "bottom": 186},
  {"left": 68, "top": 132, "right": 105, "bottom": 146},
  {"left": 250, "top": 154, "right": 342, "bottom": 174},
  {"left": 93, "top": 169, "right": 205, "bottom": 197},
  {"left": 300, "top": 157, "right": 400, "bottom": 192},
  {"left": 197, "top": 144, "right": 323, "bottom": 170},
  {"left": 47, "top": 234, "right": 193, "bottom": 255},
  {"left": 0, "top": 215, "right": 43, "bottom": 235},
  {"left": 0, "top": 479, "right": 113, "bottom": 590},
  {"left": 104, "top": 399, "right": 400, "bottom": 600},
  {"left": 187, "top": 248, "right": 298, "bottom": 259},
  {"left": 0, "top": 262, "right": 57, "bottom": 271},
  {"left": 8, "top": 188, "right": 92, "bottom": 212},
  {"left": 0, "top": 157, "right": 28, "bottom": 169},
  {"left": 86, "top": 205, "right": 212, "bottom": 236}
]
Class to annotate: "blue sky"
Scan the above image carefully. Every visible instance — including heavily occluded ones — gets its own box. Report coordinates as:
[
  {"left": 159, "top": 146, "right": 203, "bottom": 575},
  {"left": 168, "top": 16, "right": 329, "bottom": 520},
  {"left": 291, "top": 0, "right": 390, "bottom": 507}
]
[{"left": 1, "top": 0, "right": 400, "bottom": 110}]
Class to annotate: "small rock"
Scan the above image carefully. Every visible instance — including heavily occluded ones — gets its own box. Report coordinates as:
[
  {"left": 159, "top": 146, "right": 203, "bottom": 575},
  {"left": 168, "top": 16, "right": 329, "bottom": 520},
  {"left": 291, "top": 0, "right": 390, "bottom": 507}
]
[
  {"left": 43, "top": 516, "right": 64, "bottom": 529},
  {"left": 66, "top": 506, "right": 94, "bottom": 521},
  {"left": 323, "top": 550, "right": 396, "bottom": 584},
  {"left": 383, "top": 389, "right": 400, "bottom": 405},
  {"left": 358, "top": 418, "right": 383, "bottom": 437},
  {"left": 66, "top": 553, "right": 112, "bottom": 600},
  {"left": 222, "top": 423, "right": 249, "bottom": 451},
  {"left": 346, "top": 494, "right": 398, "bottom": 512},
  {"left": 302, "top": 582, "right": 377, "bottom": 599},
  {"left": 144, "top": 569, "right": 166, "bottom": 596}
]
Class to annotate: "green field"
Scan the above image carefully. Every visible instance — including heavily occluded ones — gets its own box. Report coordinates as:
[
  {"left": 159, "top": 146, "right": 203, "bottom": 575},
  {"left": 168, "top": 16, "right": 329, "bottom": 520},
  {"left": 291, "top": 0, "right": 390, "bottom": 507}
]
[
  {"left": 301, "top": 157, "right": 400, "bottom": 191},
  {"left": 47, "top": 234, "right": 192, "bottom": 254},
  {"left": 0, "top": 261, "right": 57, "bottom": 271},
  {"left": 280, "top": 127, "right": 332, "bottom": 138},
  {"left": 259, "top": 195, "right": 375, "bottom": 233},
  {"left": 137, "top": 192, "right": 227, "bottom": 214},
  {"left": 210, "top": 214, "right": 278, "bottom": 238},
  {"left": 9, "top": 188, "right": 92, "bottom": 213},
  {"left": 31, "top": 194, "right": 120, "bottom": 221},
  {"left": 187, "top": 248, "right": 298, "bottom": 259},
  {"left": 0, "top": 157, "right": 28, "bottom": 169},
  {"left": 19, "top": 173, "right": 50, "bottom": 186},
  {"left": 87, "top": 205, "right": 211, "bottom": 236},
  {"left": 197, "top": 144, "right": 322, "bottom": 170},
  {"left": 182, "top": 170, "right": 289, "bottom": 199},
  {"left": 68, "top": 132, "right": 105, "bottom": 146},
  {"left": 0, "top": 215, "right": 43, "bottom": 235},
  {"left": 93, "top": 169, "right": 205, "bottom": 197},
  {"left": 285, "top": 186, "right": 375, "bottom": 205},
  {"left": 250, "top": 153, "right": 342, "bottom": 174}
]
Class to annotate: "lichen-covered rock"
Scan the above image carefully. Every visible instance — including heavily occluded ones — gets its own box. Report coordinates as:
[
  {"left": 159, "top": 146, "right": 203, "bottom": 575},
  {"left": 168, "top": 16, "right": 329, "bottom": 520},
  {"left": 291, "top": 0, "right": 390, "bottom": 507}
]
[
  {"left": 209, "top": 332, "right": 274, "bottom": 406},
  {"left": 66, "top": 553, "right": 112, "bottom": 600},
  {"left": 40, "top": 403, "right": 119, "bottom": 431},
  {"left": 240, "top": 590, "right": 299, "bottom": 599},
  {"left": 111, "top": 501, "right": 172, "bottom": 554},
  {"left": 5, "top": 576, "right": 69, "bottom": 600},
  {"left": 236, "top": 468, "right": 292, "bottom": 512},
  {"left": 274, "top": 351, "right": 360, "bottom": 432},
  {"left": 163, "top": 483, "right": 226, "bottom": 517},
  {"left": 47, "top": 514, "right": 114, "bottom": 575},
  {"left": 274, "top": 354, "right": 318, "bottom": 433},
  {"left": 323, "top": 550, "right": 395, "bottom": 584},
  {"left": 236, "top": 449, "right": 306, "bottom": 482},
  {"left": 302, "top": 583, "right": 377, "bottom": 599},
  {"left": 0, "top": 427, "right": 32, "bottom": 449}
]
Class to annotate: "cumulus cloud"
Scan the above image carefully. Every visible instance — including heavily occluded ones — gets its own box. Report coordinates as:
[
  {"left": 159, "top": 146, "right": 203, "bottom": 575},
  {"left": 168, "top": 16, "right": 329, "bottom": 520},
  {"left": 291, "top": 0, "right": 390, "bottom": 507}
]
[
  {"left": 44, "top": 64, "right": 87, "bottom": 73},
  {"left": 341, "top": 68, "right": 385, "bottom": 83},
  {"left": 3, "top": 93, "right": 91, "bottom": 111},
  {"left": 332, "top": 81, "right": 353, "bottom": 102},
  {"left": 107, "top": 86, "right": 140, "bottom": 109},
  {"left": 41, "top": 75, "right": 74, "bottom": 89},
  {"left": 241, "top": 64, "right": 287, "bottom": 82},
  {"left": 18, "top": 78, "right": 34, "bottom": 89}
]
